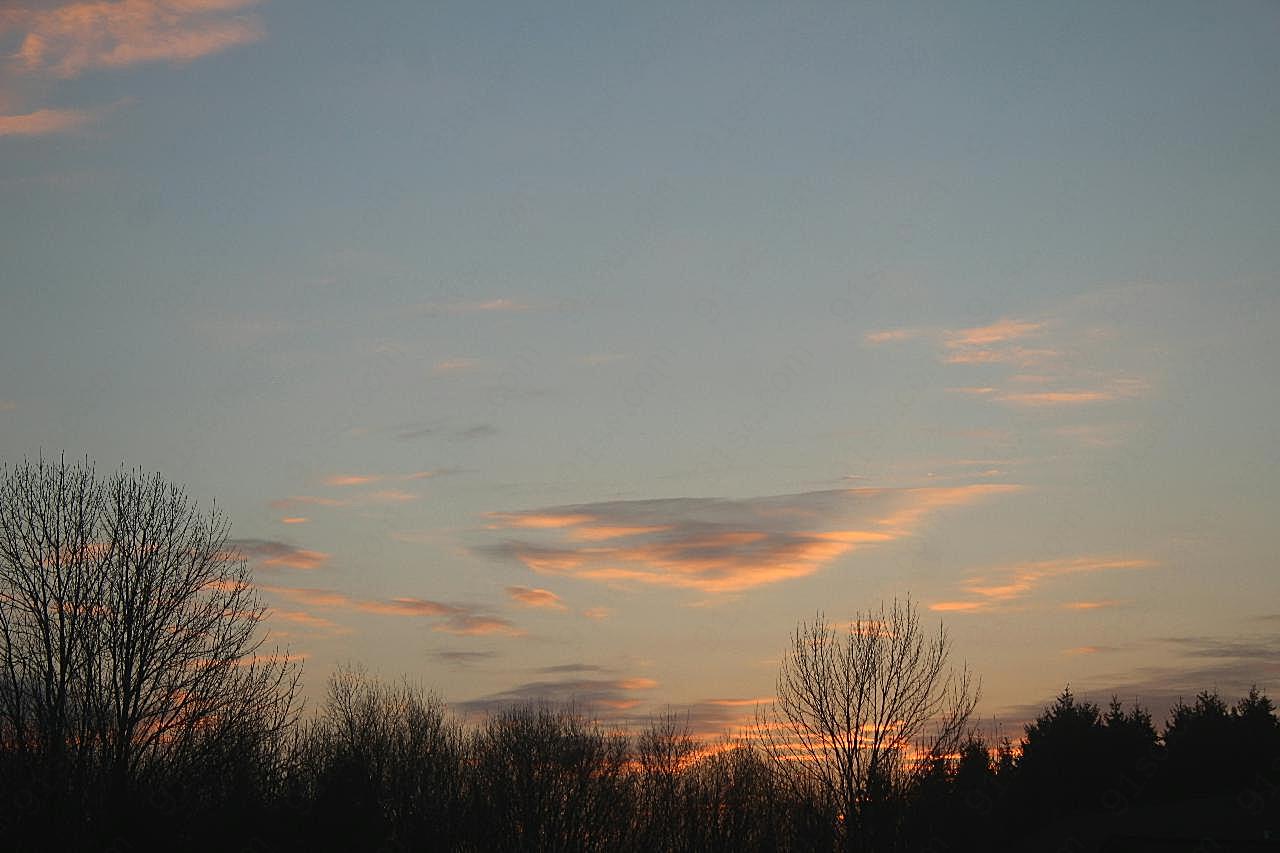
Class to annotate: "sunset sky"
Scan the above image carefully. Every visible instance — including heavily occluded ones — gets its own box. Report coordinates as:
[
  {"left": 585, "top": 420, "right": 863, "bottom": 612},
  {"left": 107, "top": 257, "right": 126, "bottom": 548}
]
[{"left": 2, "top": 1, "right": 1278, "bottom": 736}]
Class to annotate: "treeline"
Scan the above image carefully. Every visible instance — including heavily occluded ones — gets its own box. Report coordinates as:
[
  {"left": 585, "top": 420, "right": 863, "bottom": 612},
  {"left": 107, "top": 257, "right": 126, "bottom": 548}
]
[
  {"left": 2, "top": 670, "right": 1278, "bottom": 851},
  {"left": 2, "top": 459, "right": 1277, "bottom": 850}
]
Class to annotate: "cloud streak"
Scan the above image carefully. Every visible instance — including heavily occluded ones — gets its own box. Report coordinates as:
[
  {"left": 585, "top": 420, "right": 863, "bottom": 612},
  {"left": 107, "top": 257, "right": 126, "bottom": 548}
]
[
  {"left": 229, "top": 538, "right": 329, "bottom": 571},
  {"left": 930, "top": 556, "right": 1154, "bottom": 613},
  {"left": 0, "top": 106, "right": 96, "bottom": 136},
  {"left": 506, "top": 586, "right": 567, "bottom": 610},
  {"left": 484, "top": 485, "right": 1018, "bottom": 594},
  {"left": 457, "top": 675, "right": 658, "bottom": 717},
  {"left": 261, "top": 584, "right": 521, "bottom": 636},
  {"left": 867, "top": 311, "right": 1150, "bottom": 414}
]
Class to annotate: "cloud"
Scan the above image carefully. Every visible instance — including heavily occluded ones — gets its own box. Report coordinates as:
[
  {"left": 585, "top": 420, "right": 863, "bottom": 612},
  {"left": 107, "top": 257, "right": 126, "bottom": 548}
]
[
  {"left": 483, "top": 485, "right": 1018, "bottom": 594},
  {"left": 537, "top": 663, "right": 611, "bottom": 675},
  {"left": 929, "top": 556, "right": 1154, "bottom": 614},
  {"left": 270, "top": 608, "right": 350, "bottom": 636},
  {"left": 260, "top": 584, "right": 521, "bottom": 637},
  {"left": 456, "top": 675, "right": 658, "bottom": 717},
  {"left": 582, "top": 606, "right": 611, "bottom": 621},
  {"left": 430, "top": 649, "right": 497, "bottom": 667},
  {"left": 0, "top": 106, "right": 95, "bottom": 136},
  {"left": 1063, "top": 600, "right": 1124, "bottom": 611},
  {"left": 864, "top": 328, "right": 925, "bottom": 345},
  {"left": 396, "top": 423, "right": 497, "bottom": 442},
  {"left": 279, "top": 516, "right": 309, "bottom": 525},
  {"left": 229, "top": 538, "right": 328, "bottom": 571},
  {"left": 415, "top": 298, "right": 532, "bottom": 315},
  {"left": 1063, "top": 645, "right": 1123, "bottom": 656},
  {"left": 948, "top": 377, "right": 1147, "bottom": 407},
  {"left": 2, "top": 0, "right": 266, "bottom": 79},
  {"left": 270, "top": 489, "right": 421, "bottom": 511},
  {"left": 1000, "top": 632, "right": 1280, "bottom": 726},
  {"left": 323, "top": 470, "right": 447, "bottom": 487},
  {"left": 506, "top": 586, "right": 567, "bottom": 610},
  {"left": 431, "top": 357, "right": 478, "bottom": 376},
  {"left": 270, "top": 495, "right": 347, "bottom": 510},
  {"left": 944, "top": 319, "right": 1046, "bottom": 349},
  {"left": 869, "top": 308, "right": 1150, "bottom": 418}
]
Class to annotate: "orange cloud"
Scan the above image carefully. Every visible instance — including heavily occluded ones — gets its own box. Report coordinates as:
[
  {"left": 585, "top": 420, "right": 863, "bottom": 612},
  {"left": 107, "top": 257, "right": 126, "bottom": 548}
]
[
  {"left": 230, "top": 538, "right": 328, "bottom": 571},
  {"left": 484, "top": 485, "right": 1018, "bottom": 594},
  {"left": 0, "top": 106, "right": 95, "bottom": 136},
  {"left": 930, "top": 557, "right": 1154, "bottom": 613},
  {"left": 581, "top": 606, "right": 611, "bottom": 621},
  {"left": 2, "top": 0, "right": 266, "bottom": 79},
  {"left": 324, "top": 474, "right": 381, "bottom": 486},
  {"left": 944, "top": 318, "right": 1045, "bottom": 348},
  {"left": 864, "top": 327, "right": 924, "bottom": 345},
  {"left": 1063, "top": 600, "right": 1123, "bottom": 611},
  {"left": 432, "top": 357, "right": 478, "bottom": 375},
  {"left": 261, "top": 584, "right": 522, "bottom": 636},
  {"left": 271, "top": 608, "right": 351, "bottom": 636},
  {"left": 279, "top": 516, "right": 309, "bottom": 525},
  {"left": 506, "top": 586, "right": 567, "bottom": 610}
]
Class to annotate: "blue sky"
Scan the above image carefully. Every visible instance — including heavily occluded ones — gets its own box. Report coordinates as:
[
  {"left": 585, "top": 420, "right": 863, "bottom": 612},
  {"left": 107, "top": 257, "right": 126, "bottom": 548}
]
[{"left": 2, "top": 0, "right": 1279, "bottom": 733}]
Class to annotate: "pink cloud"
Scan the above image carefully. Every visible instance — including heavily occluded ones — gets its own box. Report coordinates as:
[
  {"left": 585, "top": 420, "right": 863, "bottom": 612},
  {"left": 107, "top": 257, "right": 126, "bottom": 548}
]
[
  {"left": 506, "top": 585, "right": 568, "bottom": 610},
  {"left": 2, "top": 0, "right": 266, "bottom": 79},
  {"left": 0, "top": 106, "right": 95, "bottom": 136},
  {"left": 485, "top": 485, "right": 1018, "bottom": 594},
  {"left": 930, "top": 558, "right": 1154, "bottom": 613},
  {"left": 261, "top": 584, "right": 522, "bottom": 637}
]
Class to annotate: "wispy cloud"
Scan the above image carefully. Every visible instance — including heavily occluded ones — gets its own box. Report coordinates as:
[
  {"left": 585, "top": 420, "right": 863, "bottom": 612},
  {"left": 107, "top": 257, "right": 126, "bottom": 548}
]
[
  {"left": 396, "top": 422, "right": 497, "bottom": 442},
  {"left": 261, "top": 584, "right": 522, "bottom": 637},
  {"left": 1063, "top": 600, "right": 1124, "bottom": 611},
  {"left": 430, "top": 649, "right": 497, "bottom": 668},
  {"left": 1063, "top": 645, "right": 1125, "bottom": 656},
  {"left": 929, "top": 556, "right": 1154, "bottom": 614},
  {"left": 431, "top": 357, "right": 479, "bottom": 376},
  {"left": 457, "top": 675, "right": 658, "bottom": 717},
  {"left": 415, "top": 298, "right": 532, "bottom": 315},
  {"left": 270, "top": 608, "right": 351, "bottom": 636},
  {"left": 1, "top": 1, "right": 265, "bottom": 137},
  {"left": 323, "top": 470, "right": 447, "bottom": 487},
  {"left": 1000, "top": 632, "right": 1280, "bottom": 725},
  {"left": 2, "top": 0, "right": 266, "bottom": 79},
  {"left": 230, "top": 538, "right": 329, "bottom": 571},
  {"left": 484, "top": 485, "right": 1018, "bottom": 594},
  {"left": 270, "top": 489, "right": 421, "bottom": 512},
  {"left": 864, "top": 327, "right": 925, "bottom": 345},
  {"left": 944, "top": 318, "right": 1046, "bottom": 349},
  {"left": 0, "top": 105, "right": 95, "bottom": 136},
  {"left": 867, "top": 308, "right": 1151, "bottom": 417},
  {"left": 506, "top": 586, "right": 567, "bottom": 611}
]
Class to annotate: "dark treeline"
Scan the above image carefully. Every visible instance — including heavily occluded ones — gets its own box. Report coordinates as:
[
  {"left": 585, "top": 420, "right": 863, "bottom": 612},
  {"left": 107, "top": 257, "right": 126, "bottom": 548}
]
[
  {"left": 2, "top": 458, "right": 1278, "bottom": 850},
  {"left": 2, "top": 670, "right": 1279, "bottom": 851}
]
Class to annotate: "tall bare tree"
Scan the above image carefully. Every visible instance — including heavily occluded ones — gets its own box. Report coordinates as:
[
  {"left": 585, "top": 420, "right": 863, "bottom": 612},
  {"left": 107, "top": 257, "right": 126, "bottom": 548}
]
[
  {"left": 758, "top": 598, "right": 978, "bottom": 852},
  {"left": 0, "top": 456, "right": 300, "bottom": 801}
]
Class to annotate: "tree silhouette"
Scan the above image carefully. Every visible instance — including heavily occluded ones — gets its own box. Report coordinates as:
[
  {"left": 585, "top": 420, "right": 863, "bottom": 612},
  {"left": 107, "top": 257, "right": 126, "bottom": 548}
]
[
  {"left": 1016, "top": 687, "right": 1107, "bottom": 821},
  {"left": 758, "top": 598, "right": 979, "bottom": 852},
  {"left": 0, "top": 456, "right": 300, "bottom": 848}
]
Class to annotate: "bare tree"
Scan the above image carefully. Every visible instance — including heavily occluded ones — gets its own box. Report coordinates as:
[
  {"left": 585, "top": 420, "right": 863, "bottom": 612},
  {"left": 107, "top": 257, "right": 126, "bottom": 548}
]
[
  {"left": 758, "top": 598, "right": 978, "bottom": 852},
  {"left": 0, "top": 456, "right": 300, "bottom": 804}
]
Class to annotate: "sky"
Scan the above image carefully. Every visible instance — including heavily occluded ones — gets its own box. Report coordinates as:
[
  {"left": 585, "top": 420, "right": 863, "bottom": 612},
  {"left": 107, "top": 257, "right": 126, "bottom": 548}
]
[{"left": 2, "top": 0, "right": 1279, "bottom": 737}]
